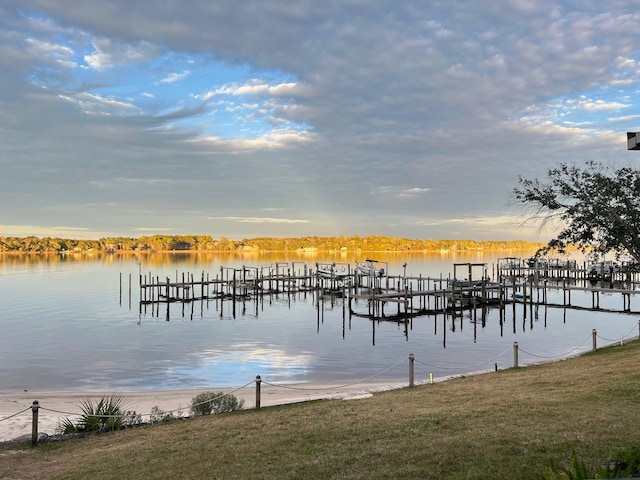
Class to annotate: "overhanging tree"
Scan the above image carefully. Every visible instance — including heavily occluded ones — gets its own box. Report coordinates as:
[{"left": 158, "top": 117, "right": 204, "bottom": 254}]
[{"left": 513, "top": 160, "right": 640, "bottom": 263}]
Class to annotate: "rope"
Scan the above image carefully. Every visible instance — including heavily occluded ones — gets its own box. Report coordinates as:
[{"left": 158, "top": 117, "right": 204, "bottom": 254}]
[
  {"left": 0, "top": 407, "right": 31, "bottom": 423},
  {"left": 262, "top": 356, "right": 408, "bottom": 391},
  {"left": 186, "top": 381, "right": 253, "bottom": 414},
  {"left": 597, "top": 323, "right": 639, "bottom": 343},
  {"left": 413, "top": 346, "right": 512, "bottom": 370},
  {"left": 518, "top": 333, "right": 592, "bottom": 360},
  {"left": 596, "top": 334, "right": 624, "bottom": 343},
  {"left": 41, "top": 381, "right": 256, "bottom": 420},
  {"left": 40, "top": 407, "right": 82, "bottom": 416}
]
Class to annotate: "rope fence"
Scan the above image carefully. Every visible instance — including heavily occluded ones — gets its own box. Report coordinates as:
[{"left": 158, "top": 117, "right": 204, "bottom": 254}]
[
  {"left": 2, "top": 319, "right": 639, "bottom": 446},
  {"left": 518, "top": 333, "right": 593, "bottom": 360},
  {"left": 262, "top": 356, "right": 408, "bottom": 392},
  {"left": 414, "top": 346, "right": 512, "bottom": 371}
]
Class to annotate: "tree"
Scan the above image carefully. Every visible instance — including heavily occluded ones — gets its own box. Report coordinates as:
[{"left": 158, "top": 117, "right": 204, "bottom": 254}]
[{"left": 514, "top": 161, "right": 640, "bottom": 263}]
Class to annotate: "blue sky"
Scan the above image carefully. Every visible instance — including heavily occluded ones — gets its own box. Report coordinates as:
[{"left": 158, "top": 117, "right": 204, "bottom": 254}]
[{"left": 1, "top": 1, "right": 640, "bottom": 241}]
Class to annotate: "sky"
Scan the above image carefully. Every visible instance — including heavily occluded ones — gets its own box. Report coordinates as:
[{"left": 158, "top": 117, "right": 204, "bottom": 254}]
[{"left": 1, "top": 1, "right": 640, "bottom": 242}]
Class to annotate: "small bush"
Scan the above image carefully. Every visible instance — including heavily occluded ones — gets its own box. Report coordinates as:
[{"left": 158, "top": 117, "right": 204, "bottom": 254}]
[
  {"left": 58, "top": 394, "right": 134, "bottom": 434},
  {"left": 190, "top": 392, "right": 244, "bottom": 416},
  {"left": 122, "top": 410, "right": 143, "bottom": 427},
  {"left": 149, "top": 405, "right": 183, "bottom": 424}
]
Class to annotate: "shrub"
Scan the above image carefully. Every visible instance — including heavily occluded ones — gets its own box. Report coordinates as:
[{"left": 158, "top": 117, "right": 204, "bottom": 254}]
[
  {"left": 190, "top": 392, "right": 244, "bottom": 416},
  {"left": 149, "top": 405, "right": 183, "bottom": 424},
  {"left": 122, "top": 410, "right": 143, "bottom": 427},
  {"left": 58, "top": 394, "right": 138, "bottom": 434}
]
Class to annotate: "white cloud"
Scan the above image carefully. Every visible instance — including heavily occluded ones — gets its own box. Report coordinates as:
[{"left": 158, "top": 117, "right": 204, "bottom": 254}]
[
  {"left": 218, "top": 217, "right": 309, "bottom": 224},
  {"left": 234, "top": 81, "right": 299, "bottom": 97},
  {"left": 83, "top": 38, "right": 157, "bottom": 70},
  {"left": 59, "top": 92, "right": 140, "bottom": 115},
  {"left": 160, "top": 70, "right": 191, "bottom": 84},
  {"left": 577, "top": 98, "right": 628, "bottom": 112},
  {"left": 25, "top": 37, "right": 75, "bottom": 68},
  {"left": 190, "top": 128, "right": 316, "bottom": 151},
  {"left": 0, "top": 225, "right": 111, "bottom": 239},
  {"left": 398, "top": 187, "right": 430, "bottom": 197}
]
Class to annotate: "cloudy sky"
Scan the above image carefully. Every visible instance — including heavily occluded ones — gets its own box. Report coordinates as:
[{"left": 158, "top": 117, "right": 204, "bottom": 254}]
[{"left": 1, "top": 1, "right": 639, "bottom": 241}]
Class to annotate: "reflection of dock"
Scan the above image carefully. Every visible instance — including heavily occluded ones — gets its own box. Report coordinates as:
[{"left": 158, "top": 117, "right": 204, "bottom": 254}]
[{"left": 349, "top": 281, "right": 504, "bottom": 318}]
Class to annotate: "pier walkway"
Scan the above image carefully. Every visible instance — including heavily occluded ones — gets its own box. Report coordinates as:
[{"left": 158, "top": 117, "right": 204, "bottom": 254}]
[{"left": 122, "top": 258, "right": 640, "bottom": 322}]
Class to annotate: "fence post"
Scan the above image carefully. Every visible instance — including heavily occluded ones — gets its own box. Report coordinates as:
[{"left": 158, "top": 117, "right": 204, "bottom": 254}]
[
  {"left": 638, "top": 319, "right": 640, "bottom": 340},
  {"left": 592, "top": 329, "right": 597, "bottom": 352},
  {"left": 255, "top": 375, "right": 261, "bottom": 410},
  {"left": 31, "top": 400, "right": 39, "bottom": 446},
  {"left": 513, "top": 342, "right": 519, "bottom": 368},
  {"left": 408, "top": 354, "right": 414, "bottom": 387}
]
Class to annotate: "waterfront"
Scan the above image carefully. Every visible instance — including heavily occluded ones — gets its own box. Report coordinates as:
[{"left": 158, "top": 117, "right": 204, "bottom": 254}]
[{"left": 0, "top": 251, "right": 638, "bottom": 394}]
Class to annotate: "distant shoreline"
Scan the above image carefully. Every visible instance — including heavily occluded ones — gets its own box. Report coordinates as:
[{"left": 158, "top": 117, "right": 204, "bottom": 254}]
[
  {"left": 0, "top": 247, "right": 544, "bottom": 254},
  {"left": 0, "top": 234, "right": 547, "bottom": 255}
]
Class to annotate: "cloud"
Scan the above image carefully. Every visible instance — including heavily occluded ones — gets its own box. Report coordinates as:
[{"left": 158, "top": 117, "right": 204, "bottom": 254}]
[
  {"left": 217, "top": 217, "right": 310, "bottom": 224},
  {"left": 160, "top": 70, "right": 191, "bottom": 84},
  {"left": 0, "top": 224, "right": 112, "bottom": 239},
  {"left": 234, "top": 81, "right": 299, "bottom": 97},
  {"left": 610, "top": 114, "right": 640, "bottom": 123},
  {"left": 133, "top": 227, "right": 177, "bottom": 232},
  {"left": 59, "top": 91, "right": 140, "bottom": 115},
  {"left": 2, "top": 2, "right": 640, "bottom": 241},
  {"left": 398, "top": 187, "right": 431, "bottom": 198},
  {"left": 576, "top": 98, "right": 628, "bottom": 112},
  {"left": 83, "top": 38, "right": 158, "bottom": 70}
]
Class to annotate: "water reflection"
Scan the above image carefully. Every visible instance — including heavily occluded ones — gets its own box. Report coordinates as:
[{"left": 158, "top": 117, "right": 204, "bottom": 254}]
[{"left": 1, "top": 251, "right": 638, "bottom": 392}]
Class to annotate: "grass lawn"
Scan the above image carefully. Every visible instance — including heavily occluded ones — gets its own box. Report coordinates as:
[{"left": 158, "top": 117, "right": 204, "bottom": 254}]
[{"left": 1, "top": 339, "right": 640, "bottom": 479}]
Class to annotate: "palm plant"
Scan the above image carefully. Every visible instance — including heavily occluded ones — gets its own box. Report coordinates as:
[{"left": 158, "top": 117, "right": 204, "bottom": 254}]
[{"left": 58, "top": 395, "right": 127, "bottom": 434}]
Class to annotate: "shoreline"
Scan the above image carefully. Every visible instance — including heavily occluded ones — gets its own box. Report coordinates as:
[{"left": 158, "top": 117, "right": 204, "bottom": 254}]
[{"left": 0, "top": 380, "right": 417, "bottom": 442}]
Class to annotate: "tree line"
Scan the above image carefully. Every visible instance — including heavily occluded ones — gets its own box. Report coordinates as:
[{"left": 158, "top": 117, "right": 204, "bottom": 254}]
[{"left": 0, "top": 235, "right": 543, "bottom": 253}]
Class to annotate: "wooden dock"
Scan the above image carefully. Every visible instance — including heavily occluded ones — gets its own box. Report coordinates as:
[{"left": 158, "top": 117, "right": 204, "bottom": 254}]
[{"left": 123, "top": 258, "right": 640, "bottom": 322}]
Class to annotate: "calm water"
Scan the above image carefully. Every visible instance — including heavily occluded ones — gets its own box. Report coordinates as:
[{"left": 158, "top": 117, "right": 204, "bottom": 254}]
[{"left": 0, "top": 251, "right": 637, "bottom": 393}]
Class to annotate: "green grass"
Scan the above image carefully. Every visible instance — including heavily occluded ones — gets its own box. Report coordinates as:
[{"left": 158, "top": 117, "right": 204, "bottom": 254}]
[{"left": 2, "top": 340, "right": 640, "bottom": 479}]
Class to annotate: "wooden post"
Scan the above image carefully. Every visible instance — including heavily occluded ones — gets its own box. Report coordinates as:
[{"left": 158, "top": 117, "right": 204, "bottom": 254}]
[
  {"left": 638, "top": 319, "right": 640, "bottom": 340},
  {"left": 232, "top": 269, "right": 237, "bottom": 302},
  {"left": 404, "top": 287, "right": 409, "bottom": 315},
  {"left": 408, "top": 354, "right": 414, "bottom": 387},
  {"left": 255, "top": 375, "right": 261, "bottom": 409},
  {"left": 592, "top": 329, "right": 597, "bottom": 352},
  {"left": 161, "top": 277, "right": 167, "bottom": 303},
  {"left": 31, "top": 400, "right": 39, "bottom": 446},
  {"left": 513, "top": 342, "right": 519, "bottom": 368}
]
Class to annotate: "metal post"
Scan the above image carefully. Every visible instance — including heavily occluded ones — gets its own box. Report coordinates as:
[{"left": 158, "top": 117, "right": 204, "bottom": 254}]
[
  {"left": 513, "top": 342, "right": 519, "bottom": 368},
  {"left": 255, "top": 375, "right": 261, "bottom": 409},
  {"left": 31, "top": 400, "right": 39, "bottom": 446},
  {"left": 592, "top": 328, "right": 597, "bottom": 352},
  {"left": 408, "top": 354, "right": 414, "bottom": 387}
]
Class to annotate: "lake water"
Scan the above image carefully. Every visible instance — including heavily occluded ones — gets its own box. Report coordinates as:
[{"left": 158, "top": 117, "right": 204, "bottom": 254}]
[{"left": 1, "top": 251, "right": 638, "bottom": 394}]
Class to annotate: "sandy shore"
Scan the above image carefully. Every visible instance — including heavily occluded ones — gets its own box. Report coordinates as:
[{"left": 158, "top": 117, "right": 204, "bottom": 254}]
[{"left": 0, "top": 381, "right": 411, "bottom": 442}]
